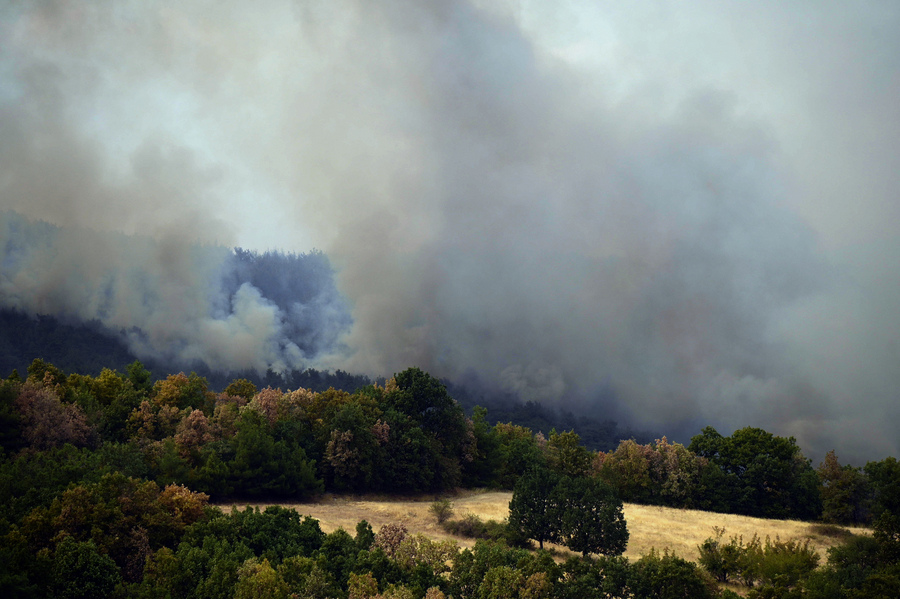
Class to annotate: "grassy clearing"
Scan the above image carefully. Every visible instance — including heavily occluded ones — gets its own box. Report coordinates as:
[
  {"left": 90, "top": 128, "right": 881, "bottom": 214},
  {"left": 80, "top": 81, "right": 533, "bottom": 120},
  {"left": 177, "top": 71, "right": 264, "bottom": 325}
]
[{"left": 221, "top": 490, "right": 868, "bottom": 563}]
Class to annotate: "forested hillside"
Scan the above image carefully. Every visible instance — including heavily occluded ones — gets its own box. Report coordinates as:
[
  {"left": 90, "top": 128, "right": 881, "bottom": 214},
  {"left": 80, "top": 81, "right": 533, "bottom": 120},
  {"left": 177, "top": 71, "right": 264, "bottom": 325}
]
[
  {"left": 1, "top": 360, "right": 898, "bottom": 597},
  {"left": 0, "top": 308, "right": 649, "bottom": 451}
]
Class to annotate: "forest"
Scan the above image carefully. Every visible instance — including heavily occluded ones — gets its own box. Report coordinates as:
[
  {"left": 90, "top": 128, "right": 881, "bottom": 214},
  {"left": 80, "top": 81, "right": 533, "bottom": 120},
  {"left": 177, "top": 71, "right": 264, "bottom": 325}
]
[
  {"left": 1, "top": 359, "right": 898, "bottom": 598},
  {"left": 0, "top": 308, "right": 650, "bottom": 452}
]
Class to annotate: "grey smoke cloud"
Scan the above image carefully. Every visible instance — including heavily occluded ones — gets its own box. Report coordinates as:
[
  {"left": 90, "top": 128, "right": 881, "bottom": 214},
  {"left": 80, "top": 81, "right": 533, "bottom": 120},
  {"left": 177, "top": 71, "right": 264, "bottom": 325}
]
[
  {"left": 1, "top": 0, "right": 898, "bottom": 463},
  {"left": 0, "top": 213, "right": 350, "bottom": 372}
]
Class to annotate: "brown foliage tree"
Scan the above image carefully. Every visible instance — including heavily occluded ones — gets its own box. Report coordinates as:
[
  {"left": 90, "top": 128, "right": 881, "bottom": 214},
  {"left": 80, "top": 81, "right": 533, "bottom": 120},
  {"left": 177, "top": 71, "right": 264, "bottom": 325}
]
[{"left": 14, "top": 383, "right": 94, "bottom": 450}]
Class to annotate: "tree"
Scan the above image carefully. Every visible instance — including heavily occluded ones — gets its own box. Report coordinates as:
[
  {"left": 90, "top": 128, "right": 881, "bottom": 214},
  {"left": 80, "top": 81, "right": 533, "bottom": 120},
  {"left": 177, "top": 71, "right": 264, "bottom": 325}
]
[
  {"left": 234, "top": 558, "right": 289, "bottom": 599},
  {"left": 508, "top": 468, "right": 562, "bottom": 549},
  {"left": 509, "top": 469, "right": 628, "bottom": 556},
  {"left": 492, "top": 422, "right": 547, "bottom": 488},
  {"left": 689, "top": 426, "right": 821, "bottom": 519},
  {"left": 14, "top": 383, "right": 94, "bottom": 450},
  {"left": 126, "top": 360, "right": 153, "bottom": 396},
  {"left": 817, "top": 450, "right": 871, "bottom": 524},
  {"left": 390, "top": 367, "right": 467, "bottom": 454},
  {"left": 50, "top": 536, "right": 121, "bottom": 599},
  {"left": 547, "top": 430, "right": 592, "bottom": 478},
  {"left": 864, "top": 457, "right": 900, "bottom": 520},
  {"left": 556, "top": 475, "right": 629, "bottom": 557},
  {"left": 629, "top": 550, "right": 717, "bottom": 599},
  {"left": 225, "top": 378, "right": 258, "bottom": 402},
  {"left": 151, "top": 372, "right": 214, "bottom": 413}
]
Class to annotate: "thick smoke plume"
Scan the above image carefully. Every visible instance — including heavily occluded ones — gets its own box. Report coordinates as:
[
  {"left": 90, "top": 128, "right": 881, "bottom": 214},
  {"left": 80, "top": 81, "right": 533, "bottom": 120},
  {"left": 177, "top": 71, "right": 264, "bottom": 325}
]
[
  {"left": 0, "top": 213, "right": 350, "bottom": 373},
  {"left": 1, "top": 1, "right": 898, "bottom": 463}
]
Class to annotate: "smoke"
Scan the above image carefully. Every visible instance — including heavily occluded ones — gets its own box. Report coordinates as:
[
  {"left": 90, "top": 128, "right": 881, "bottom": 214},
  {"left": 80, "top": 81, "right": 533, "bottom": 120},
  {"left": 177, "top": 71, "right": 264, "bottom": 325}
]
[
  {"left": 1, "top": 0, "right": 898, "bottom": 462},
  {"left": 0, "top": 213, "right": 351, "bottom": 372}
]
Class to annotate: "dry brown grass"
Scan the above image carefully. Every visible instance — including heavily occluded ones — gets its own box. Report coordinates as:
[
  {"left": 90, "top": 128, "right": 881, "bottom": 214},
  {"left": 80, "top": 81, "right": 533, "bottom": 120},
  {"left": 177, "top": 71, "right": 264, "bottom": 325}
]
[{"left": 220, "top": 490, "right": 868, "bottom": 563}]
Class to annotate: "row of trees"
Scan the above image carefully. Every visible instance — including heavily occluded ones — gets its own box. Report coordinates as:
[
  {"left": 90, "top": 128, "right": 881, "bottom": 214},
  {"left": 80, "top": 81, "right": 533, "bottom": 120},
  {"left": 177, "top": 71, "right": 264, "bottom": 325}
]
[
  {"left": 3, "top": 359, "right": 900, "bottom": 596},
  {"left": 594, "top": 431, "right": 899, "bottom": 526},
  {"left": 2, "top": 358, "right": 899, "bottom": 525},
  {"left": 2, "top": 492, "right": 720, "bottom": 598}
]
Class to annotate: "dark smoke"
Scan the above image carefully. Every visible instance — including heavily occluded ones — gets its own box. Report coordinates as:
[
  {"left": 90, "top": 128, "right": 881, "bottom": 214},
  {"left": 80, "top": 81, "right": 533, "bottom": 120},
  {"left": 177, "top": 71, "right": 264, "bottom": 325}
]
[{"left": 1, "top": 1, "right": 898, "bottom": 463}]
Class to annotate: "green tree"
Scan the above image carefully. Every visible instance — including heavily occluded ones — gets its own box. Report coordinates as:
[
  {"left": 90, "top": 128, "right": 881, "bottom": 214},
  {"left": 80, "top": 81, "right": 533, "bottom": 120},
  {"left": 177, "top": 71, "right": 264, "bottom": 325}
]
[
  {"left": 508, "top": 468, "right": 562, "bottom": 549},
  {"left": 126, "top": 360, "right": 153, "bottom": 396},
  {"left": 234, "top": 558, "right": 289, "bottom": 599},
  {"left": 225, "top": 378, "right": 258, "bottom": 402},
  {"left": 0, "top": 377, "right": 23, "bottom": 452},
  {"left": 389, "top": 367, "right": 469, "bottom": 484},
  {"left": 818, "top": 450, "right": 871, "bottom": 525},
  {"left": 547, "top": 430, "right": 592, "bottom": 478},
  {"left": 629, "top": 549, "right": 717, "bottom": 599},
  {"left": 689, "top": 426, "right": 821, "bottom": 519},
  {"left": 865, "top": 457, "right": 900, "bottom": 520},
  {"left": 228, "top": 410, "right": 322, "bottom": 499},
  {"left": 556, "top": 475, "right": 629, "bottom": 557},
  {"left": 151, "top": 372, "right": 214, "bottom": 413},
  {"left": 50, "top": 536, "right": 121, "bottom": 599},
  {"left": 492, "top": 422, "right": 547, "bottom": 488},
  {"left": 461, "top": 406, "right": 501, "bottom": 488}
]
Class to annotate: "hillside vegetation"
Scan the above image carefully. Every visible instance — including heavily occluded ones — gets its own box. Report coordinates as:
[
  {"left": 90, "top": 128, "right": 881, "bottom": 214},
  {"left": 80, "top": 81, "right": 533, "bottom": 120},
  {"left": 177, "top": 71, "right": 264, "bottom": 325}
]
[
  {"left": 1, "top": 358, "right": 899, "bottom": 597},
  {"left": 225, "top": 491, "right": 867, "bottom": 563}
]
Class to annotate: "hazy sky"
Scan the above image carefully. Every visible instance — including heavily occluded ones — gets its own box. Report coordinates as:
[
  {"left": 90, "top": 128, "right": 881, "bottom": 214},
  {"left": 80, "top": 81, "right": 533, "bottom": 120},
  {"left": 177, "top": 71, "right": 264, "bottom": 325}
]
[{"left": 1, "top": 0, "right": 898, "bottom": 463}]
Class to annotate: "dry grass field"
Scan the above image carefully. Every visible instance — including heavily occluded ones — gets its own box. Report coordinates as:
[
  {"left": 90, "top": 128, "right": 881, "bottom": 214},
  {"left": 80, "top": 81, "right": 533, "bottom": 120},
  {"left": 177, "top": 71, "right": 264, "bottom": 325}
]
[{"left": 222, "top": 489, "right": 867, "bottom": 564}]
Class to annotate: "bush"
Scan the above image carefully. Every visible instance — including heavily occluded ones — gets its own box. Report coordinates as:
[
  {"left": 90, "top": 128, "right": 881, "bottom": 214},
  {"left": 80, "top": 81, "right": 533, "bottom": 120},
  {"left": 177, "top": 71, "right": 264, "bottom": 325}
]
[
  {"left": 757, "top": 537, "right": 819, "bottom": 589},
  {"left": 697, "top": 527, "right": 744, "bottom": 584},
  {"left": 698, "top": 528, "right": 819, "bottom": 591},
  {"left": 629, "top": 549, "right": 718, "bottom": 599},
  {"left": 808, "top": 523, "right": 856, "bottom": 541},
  {"left": 440, "top": 513, "right": 529, "bottom": 547},
  {"left": 443, "top": 513, "right": 489, "bottom": 538},
  {"left": 429, "top": 499, "right": 454, "bottom": 524}
]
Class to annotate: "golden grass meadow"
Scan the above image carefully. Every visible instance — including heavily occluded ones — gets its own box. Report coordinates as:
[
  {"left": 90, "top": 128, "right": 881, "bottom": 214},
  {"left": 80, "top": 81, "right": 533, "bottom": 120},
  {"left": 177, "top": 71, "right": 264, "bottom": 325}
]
[{"left": 222, "top": 490, "right": 866, "bottom": 564}]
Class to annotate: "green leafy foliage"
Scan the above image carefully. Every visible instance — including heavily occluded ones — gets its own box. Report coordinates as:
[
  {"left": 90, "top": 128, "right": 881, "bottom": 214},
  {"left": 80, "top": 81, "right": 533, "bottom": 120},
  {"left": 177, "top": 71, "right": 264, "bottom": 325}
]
[
  {"left": 817, "top": 450, "right": 871, "bottom": 525},
  {"left": 630, "top": 549, "right": 718, "bottom": 599},
  {"left": 699, "top": 528, "right": 821, "bottom": 595},
  {"left": 49, "top": 536, "right": 122, "bottom": 599},
  {"left": 689, "top": 426, "right": 822, "bottom": 520},
  {"left": 594, "top": 436, "right": 710, "bottom": 509},
  {"left": 555, "top": 475, "right": 628, "bottom": 557},
  {"left": 5, "top": 358, "right": 900, "bottom": 599},
  {"left": 864, "top": 457, "right": 900, "bottom": 521},
  {"left": 429, "top": 499, "right": 454, "bottom": 524},
  {"left": 509, "top": 468, "right": 627, "bottom": 556},
  {"left": 508, "top": 468, "right": 562, "bottom": 549}
]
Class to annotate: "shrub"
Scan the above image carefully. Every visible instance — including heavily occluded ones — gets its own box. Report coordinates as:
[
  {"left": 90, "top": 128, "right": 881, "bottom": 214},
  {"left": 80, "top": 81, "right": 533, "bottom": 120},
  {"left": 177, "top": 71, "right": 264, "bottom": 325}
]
[
  {"left": 443, "top": 513, "right": 488, "bottom": 538},
  {"left": 808, "top": 523, "right": 855, "bottom": 541},
  {"left": 699, "top": 528, "right": 820, "bottom": 591},
  {"left": 697, "top": 527, "right": 743, "bottom": 583},
  {"left": 430, "top": 499, "right": 454, "bottom": 524},
  {"left": 629, "top": 549, "right": 719, "bottom": 599},
  {"left": 757, "top": 537, "right": 820, "bottom": 589},
  {"left": 375, "top": 523, "right": 409, "bottom": 557}
]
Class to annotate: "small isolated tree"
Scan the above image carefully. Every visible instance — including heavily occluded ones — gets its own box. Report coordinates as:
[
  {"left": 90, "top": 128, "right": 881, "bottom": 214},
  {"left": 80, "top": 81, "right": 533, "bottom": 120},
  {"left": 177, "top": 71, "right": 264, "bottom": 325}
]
[
  {"left": 508, "top": 468, "right": 562, "bottom": 549},
  {"left": 556, "top": 476, "right": 629, "bottom": 557},
  {"left": 430, "top": 499, "right": 454, "bottom": 524}
]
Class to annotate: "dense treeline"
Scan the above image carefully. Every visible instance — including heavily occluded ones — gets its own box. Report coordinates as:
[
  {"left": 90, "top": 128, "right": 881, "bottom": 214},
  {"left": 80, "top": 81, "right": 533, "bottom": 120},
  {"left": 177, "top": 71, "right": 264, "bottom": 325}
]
[
  {"left": 0, "top": 308, "right": 372, "bottom": 394},
  {"left": 2, "top": 359, "right": 898, "bottom": 519},
  {"left": 446, "top": 381, "right": 657, "bottom": 452},
  {"left": 0, "top": 310, "right": 138, "bottom": 380},
  {"left": 2, "top": 359, "right": 900, "bottom": 597},
  {"left": 0, "top": 308, "right": 649, "bottom": 452}
]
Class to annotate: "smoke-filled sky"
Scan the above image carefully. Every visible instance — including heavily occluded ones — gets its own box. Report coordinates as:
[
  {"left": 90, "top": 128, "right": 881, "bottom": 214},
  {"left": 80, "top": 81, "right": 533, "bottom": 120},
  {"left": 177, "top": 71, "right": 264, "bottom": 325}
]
[{"left": 1, "top": 0, "right": 899, "bottom": 463}]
